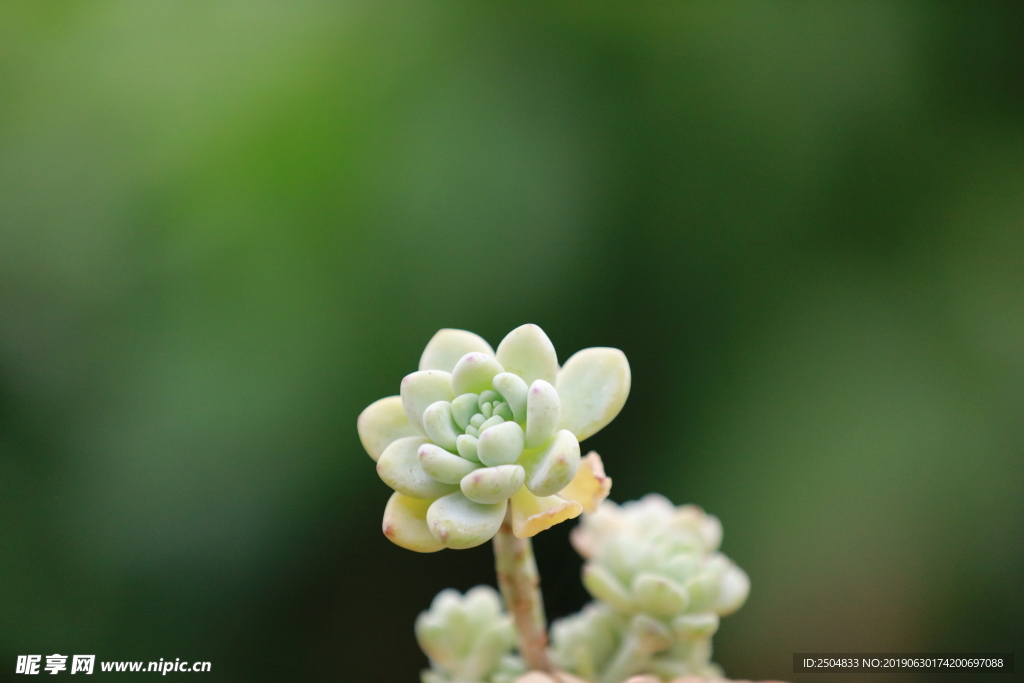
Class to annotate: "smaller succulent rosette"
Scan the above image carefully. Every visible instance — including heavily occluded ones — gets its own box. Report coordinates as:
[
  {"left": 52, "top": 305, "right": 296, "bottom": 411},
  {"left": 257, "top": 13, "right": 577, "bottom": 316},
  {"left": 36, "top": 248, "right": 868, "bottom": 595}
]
[
  {"left": 416, "top": 586, "right": 527, "bottom": 683},
  {"left": 572, "top": 495, "right": 750, "bottom": 640},
  {"left": 358, "top": 325, "right": 626, "bottom": 551},
  {"left": 552, "top": 495, "right": 750, "bottom": 683}
]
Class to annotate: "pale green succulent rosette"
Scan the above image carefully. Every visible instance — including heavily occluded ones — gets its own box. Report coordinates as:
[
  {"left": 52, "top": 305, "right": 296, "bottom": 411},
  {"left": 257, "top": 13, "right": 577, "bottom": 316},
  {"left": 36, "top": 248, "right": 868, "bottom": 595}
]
[
  {"left": 416, "top": 586, "right": 527, "bottom": 683},
  {"left": 358, "top": 325, "right": 629, "bottom": 551},
  {"left": 552, "top": 495, "right": 749, "bottom": 683}
]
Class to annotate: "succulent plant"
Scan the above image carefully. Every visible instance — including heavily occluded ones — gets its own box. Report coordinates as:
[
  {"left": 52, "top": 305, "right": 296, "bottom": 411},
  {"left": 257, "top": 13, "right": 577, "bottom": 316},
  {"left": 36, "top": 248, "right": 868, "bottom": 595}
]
[
  {"left": 416, "top": 586, "right": 527, "bottom": 683},
  {"left": 551, "top": 496, "right": 750, "bottom": 683},
  {"left": 358, "top": 325, "right": 628, "bottom": 551}
]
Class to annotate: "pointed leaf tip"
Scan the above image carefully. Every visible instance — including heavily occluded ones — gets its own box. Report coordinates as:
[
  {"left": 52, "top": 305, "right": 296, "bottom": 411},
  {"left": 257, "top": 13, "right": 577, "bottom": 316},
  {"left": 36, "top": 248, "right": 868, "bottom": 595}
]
[
  {"left": 419, "top": 329, "right": 494, "bottom": 373},
  {"left": 496, "top": 324, "right": 558, "bottom": 386}
]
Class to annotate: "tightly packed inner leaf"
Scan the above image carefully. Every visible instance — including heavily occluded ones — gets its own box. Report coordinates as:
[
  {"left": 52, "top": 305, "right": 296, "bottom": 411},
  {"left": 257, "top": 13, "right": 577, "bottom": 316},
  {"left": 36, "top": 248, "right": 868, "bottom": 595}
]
[{"left": 358, "top": 325, "right": 629, "bottom": 551}]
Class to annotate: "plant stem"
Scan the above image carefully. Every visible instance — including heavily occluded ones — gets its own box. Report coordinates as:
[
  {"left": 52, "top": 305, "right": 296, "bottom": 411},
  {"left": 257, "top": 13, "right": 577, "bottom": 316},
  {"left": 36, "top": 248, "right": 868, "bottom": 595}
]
[{"left": 493, "top": 513, "right": 554, "bottom": 673}]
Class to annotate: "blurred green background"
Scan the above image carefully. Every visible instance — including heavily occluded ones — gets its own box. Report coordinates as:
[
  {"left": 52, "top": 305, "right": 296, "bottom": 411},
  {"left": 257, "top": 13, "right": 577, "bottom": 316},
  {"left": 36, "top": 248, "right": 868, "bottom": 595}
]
[{"left": 1, "top": 3, "right": 1021, "bottom": 682}]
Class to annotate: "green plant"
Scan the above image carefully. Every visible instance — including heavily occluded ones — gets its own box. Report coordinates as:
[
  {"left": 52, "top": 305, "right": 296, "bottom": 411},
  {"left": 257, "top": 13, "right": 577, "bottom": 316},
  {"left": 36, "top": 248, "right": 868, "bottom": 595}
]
[{"left": 357, "top": 326, "right": 750, "bottom": 682}]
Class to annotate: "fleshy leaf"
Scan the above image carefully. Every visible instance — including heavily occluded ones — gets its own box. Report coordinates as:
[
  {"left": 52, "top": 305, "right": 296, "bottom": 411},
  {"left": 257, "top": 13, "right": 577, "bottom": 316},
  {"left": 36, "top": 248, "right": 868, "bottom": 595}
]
[
  {"left": 632, "top": 573, "right": 689, "bottom": 617},
  {"left": 671, "top": 613, "right": 720, "bottom": 641},
  {"left": 477, "top": 420, "right": 525, "bottom": 467},
  {"left": 460, "top": 464, "right": 525, "bottom": 504},
  {"left": 581, "top": 564, "right": 634, "bottom": 612},
  {"left": 417, "top": 586, "right": 517, "bottom": 682},
  {"left": 555, "top": 347, "right": 630, "bottom": 441},
  {"left": 524, "top": 379, "right": 560, "bottom": 448},
  {"left": 493, "top": 402, "right": 513, "bottom": 420},
  {"left": 419, "top": 329, "right": 495, "bottom": 373},
  {"left": 357, "top": 395, "right": 420, "bottom": 462},
  {"left": 462, "top": 585, "right": 504, "bottom": 623},
  {"left": 451, "top": 353, "right": 505, "bottom": 396},
  {"left": 427, "top": 491, "right": 507, "bottom": 549},
  {"left": 382, "top": 492, "right": 444, "bottom": 553},
  {"left": 422, "top": 401, "right": 460, "bottom": 451},
  {"left": 491, "top": 372, "right": 528, "bottom": 423},
  {"left": 682, "top": 573, "right": 720, "bottom": 612},
  {"left": 456, "top": 434, "right": 480, "bottom": 462},
  {"left": 715, "top": 565, "right": 750, "bottom": 615},
  {"left": 419, "top": 442, "right": 480, "bottom": 484},
  {"left": 522, "top": 429, "right": 580, "bottom": 497},
  {"left": 377, "top": 436, "right": 459, "bottom": 499},
  {"left": 628, "top": 613, "right": 673, "bottom": 651},
  {"left": 478, "top": 414, "right": 506, "bottom": 433},
  {"left": 558, "top": 451, "right": 612, "bottom": 513},
  {"left": 509, "top": 487, "right": 582, "bottom": 538},
  {"left": 451, "top": 393, "right": 480, "bottom": 431},
  {"left": 495, "top": 324, "right": 559, "bottom": 386},
  {"left": 401, "top": 370, "right": 455, "bottom": 432}
]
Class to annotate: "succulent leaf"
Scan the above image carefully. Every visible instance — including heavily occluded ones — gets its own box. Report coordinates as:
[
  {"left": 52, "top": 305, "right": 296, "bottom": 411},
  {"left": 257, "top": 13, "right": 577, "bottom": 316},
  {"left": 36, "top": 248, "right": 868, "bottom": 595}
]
[
  {"left": 714, "top": 565, "right": 750, "bottom": 615},
  {"left": 402, "top": 370, "right": 455, "bottom": 432},
  {"left": 582, "top": 564, "right": 634, "bottom": 612},
  {"left": 357, "top": 395, "right": 420, "bottom": 462},
  {"left": 377, "top": 436, "right": 459, "bottom": 499},
  {"left": 419, "top": 329, "right": 495, "bottom": 373},
  {"left": 476, "top": 421, "right": 525, "bottom": 467},
  {"left": 495, "top": 323, "right": 559, "bottom": 386},
  {"left": 415, "top": 586, "right": 522, "bottom": 683},
  {"left": 509, "top": 486, "right": 582, "bottom": 538},
  {"left": 556, "top": 347, "right": 630, "bottom": 441},
  {"left": 631, "top": 573, "right": 689, "bottom": 617},
  {"left": 427, "top": 491, "right": 507, "bottom": 549},
  {"left": 451, "top": 353, "right": 505, "bottom": 396},
  {"left": 419, "top": 443, "right": 481, "bottom": 484},
  {"left": 524, "top": 379, "right": 560, "bottom": 448},
  {"left": 522, "top": 429, "right": 581, "bottom": 497},
  {"left": 451, "top": 393, "right": 480, "bottom": 430},
  {"left": 382, "top": 492, "right": 444, "bottom": 553},
  {"left": 682, "top": 574, "right": 720, "bottom": 613},
  {"left": 559, "top": 452, "right": 612, "bottom": 513},
  {"left": 671, "top": 613, "right": 720, "bottom": 641},
  {"left": 478, "top": 414, "right": 506, "bottom": 433},
  {"left": 460, "top": 464, "right": 526, "bottom": 504},
  {"left": 455, "top": 434, "right": 481, "bottom": 462},
  {"left": 422, "top": 401, "right": 461, "bottom": 451}
]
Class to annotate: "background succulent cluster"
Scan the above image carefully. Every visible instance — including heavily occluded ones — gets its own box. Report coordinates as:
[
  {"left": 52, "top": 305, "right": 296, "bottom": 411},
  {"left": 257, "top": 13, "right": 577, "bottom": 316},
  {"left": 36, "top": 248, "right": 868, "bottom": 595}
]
[
  {"left": 414, "top": 495, "right": 749, "bottom": 683},
  {"left": 551, "top": 496, "right": 749, "bottom": 683},
  {"left": 416, "top": 586, "right": 526, "bottom": 683}
]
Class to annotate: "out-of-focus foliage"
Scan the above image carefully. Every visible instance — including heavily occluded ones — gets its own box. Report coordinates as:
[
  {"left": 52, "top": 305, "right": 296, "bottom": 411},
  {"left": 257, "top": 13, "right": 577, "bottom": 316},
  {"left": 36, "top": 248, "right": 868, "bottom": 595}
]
[
  {"left": 552, "top": 496, "right": 749, "bottom": 682},
  {"left": 0, "top": 3, "right": 1020, "bottom": 682}
]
